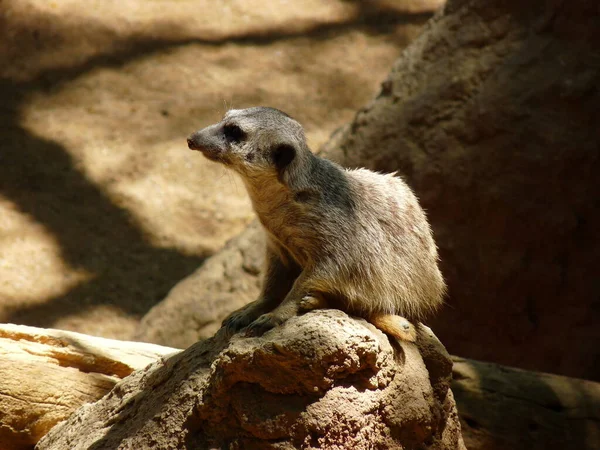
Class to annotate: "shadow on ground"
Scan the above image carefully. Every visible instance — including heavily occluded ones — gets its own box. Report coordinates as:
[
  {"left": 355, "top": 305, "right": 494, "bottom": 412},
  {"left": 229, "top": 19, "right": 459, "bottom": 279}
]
[{"left": 0, "top": 3, "right": 433, "bottom": 332}]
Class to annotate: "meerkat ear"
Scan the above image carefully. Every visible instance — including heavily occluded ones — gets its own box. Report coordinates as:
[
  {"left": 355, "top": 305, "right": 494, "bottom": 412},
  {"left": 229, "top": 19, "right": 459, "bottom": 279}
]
[
  {"left": 271, "top": 143, "right": 296, "bottom": 172},
  {"left": 271, "top": 143, "right": 306, "bottom": 189}
]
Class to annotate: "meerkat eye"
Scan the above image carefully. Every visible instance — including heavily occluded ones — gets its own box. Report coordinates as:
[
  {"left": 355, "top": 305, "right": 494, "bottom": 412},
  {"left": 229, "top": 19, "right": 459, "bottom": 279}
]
[{"left": 223, "top": 124, "right": 245, "bottom": 144}]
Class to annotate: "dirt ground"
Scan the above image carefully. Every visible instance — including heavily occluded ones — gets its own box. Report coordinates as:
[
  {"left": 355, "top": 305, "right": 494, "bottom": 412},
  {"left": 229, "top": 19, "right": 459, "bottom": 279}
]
[{"left": 0, "top": 0, "right": 440, "bottom": 339}]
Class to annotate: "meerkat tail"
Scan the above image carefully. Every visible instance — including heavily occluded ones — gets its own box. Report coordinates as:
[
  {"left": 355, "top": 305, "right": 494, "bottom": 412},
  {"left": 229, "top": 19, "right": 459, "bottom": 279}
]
[{"left": 369, "top": 314, "right": 417, "bottom": 342}]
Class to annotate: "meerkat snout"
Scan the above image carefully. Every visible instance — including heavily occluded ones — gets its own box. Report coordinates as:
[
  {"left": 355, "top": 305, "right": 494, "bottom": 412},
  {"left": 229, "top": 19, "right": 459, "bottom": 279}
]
[{"left": 186, "top": 137, "right": 198, "bottom": 150}]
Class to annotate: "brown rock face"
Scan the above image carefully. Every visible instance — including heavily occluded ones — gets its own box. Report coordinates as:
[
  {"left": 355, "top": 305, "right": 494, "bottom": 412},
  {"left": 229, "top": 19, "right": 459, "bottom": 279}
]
[
  {"left": 321, "top": 0, "right": 600, "bottom": 379},
  {"left": 39, "top": 311, "right": 465, "bottom": 449}
]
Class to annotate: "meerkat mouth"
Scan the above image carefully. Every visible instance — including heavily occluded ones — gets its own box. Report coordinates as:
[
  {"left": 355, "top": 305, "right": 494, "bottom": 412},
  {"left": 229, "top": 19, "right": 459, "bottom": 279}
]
[
  {"left": 200, "top": 150, "right": 227, "bottom": 164},
  {"left": 186, "top": 137, "right": 205, "bottom": 152}
]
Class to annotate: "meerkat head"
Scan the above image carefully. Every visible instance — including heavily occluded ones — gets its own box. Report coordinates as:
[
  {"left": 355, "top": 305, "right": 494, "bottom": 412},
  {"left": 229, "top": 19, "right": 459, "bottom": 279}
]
[{"left": 187, "top": 107, "right": 311, "bottom": 186}]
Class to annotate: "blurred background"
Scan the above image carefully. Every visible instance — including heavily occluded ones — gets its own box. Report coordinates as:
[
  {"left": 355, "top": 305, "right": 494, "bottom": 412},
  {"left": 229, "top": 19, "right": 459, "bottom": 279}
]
[{"left": 0, "top": 0, "right": 436, "bottom": 338}]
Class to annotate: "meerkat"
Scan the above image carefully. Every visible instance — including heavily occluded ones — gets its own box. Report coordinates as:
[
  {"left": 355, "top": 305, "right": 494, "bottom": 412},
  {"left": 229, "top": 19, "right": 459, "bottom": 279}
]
[{"left": 187, "top": 107, "right": 445, "bottom": 341}]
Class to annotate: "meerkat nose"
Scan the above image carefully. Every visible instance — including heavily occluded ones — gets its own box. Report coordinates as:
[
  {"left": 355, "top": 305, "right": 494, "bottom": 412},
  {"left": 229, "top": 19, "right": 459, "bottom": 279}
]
[{"left": 187, "top": 137, "right": 200, "bottom": 150}]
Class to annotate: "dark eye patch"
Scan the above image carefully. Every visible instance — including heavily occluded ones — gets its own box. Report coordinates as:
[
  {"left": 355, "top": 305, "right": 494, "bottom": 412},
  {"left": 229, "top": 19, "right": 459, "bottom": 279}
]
[{"left": 223, "top": 124, "right": 245, "bottom": 144}]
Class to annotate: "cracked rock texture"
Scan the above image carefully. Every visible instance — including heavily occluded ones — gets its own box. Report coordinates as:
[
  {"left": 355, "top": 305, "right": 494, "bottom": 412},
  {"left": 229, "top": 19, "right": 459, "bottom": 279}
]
[{"left": 39, "top": 311, "right": 465, "bottom": 449}]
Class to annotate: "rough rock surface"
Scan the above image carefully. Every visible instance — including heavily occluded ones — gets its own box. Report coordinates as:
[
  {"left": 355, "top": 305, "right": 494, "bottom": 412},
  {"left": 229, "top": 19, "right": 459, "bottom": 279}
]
[
  {"left": 39, "top": 311, "right": 465, "bottom": 449},
  {"left": 0, "top": 324, "right": 176, "bottom": 450},
  {"left": 3, "top": 323, "right": 598, "bottom": 449},
  {"left": 140, "top": 0, "right": 600, "bottom": 380}
]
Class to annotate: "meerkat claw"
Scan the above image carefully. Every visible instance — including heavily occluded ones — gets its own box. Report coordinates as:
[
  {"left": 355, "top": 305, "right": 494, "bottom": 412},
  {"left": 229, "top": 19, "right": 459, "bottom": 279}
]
[
  {"left": 221, "top": 314, "right": 248, "bottom": 334},
  {"left": 245, "top": 313, "right": 283, "bottom": 336},
  {"left": 222, "top": 304, "right": 258, "bottom": 334}
]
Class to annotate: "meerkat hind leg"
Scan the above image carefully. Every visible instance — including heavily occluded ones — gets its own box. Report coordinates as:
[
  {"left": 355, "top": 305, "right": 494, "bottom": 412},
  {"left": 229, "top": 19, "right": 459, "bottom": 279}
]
[
  {"left": 298, "top": 292, "right": 416, "bottom": 342},
  {"left": 297, "top": 294, "right": 417, "bottom": 343},
  {"left": 369, "top": 314, "right": 417, "bottom": 342},
  {"left": 298, "top": 293, "right": 328, "bottom": 312}
]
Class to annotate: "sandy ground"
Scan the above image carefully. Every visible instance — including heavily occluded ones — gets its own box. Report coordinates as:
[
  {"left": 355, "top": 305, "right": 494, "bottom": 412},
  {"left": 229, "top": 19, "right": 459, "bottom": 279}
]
[{"left": 0, "top": 0, "right": 438, "bottom": 339}]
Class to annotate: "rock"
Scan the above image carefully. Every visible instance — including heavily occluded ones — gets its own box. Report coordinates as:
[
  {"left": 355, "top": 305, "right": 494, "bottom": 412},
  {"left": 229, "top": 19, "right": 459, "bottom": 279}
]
[
  {"left": 38, "top": 311, "right": 465, "bottom": 449},
  {"left": 0, "top": 324, "right": 177, "bottom": 450},
  {"left": 135, "top": 221, "right": 264, "bottom": 348},
  {"left": 5, "top": 323, "right": 598, "bottom": 449}
]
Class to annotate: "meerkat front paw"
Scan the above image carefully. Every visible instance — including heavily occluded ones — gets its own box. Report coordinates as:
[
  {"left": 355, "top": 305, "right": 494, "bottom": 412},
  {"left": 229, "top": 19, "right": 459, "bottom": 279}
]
[
  {"left": 245, "top": 313, "right": 285, "bottom": 336},
  {"left": 222, "top": 302, "right": 263, "bottom": 334}
]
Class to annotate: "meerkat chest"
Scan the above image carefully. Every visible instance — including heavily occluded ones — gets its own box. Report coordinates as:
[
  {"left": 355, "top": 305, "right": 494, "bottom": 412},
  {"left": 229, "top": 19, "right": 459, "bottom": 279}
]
[
  {"left": 246, "top": 182, "right": 321, "bottom": 267},
  {"left": 256, "top": 205, "right": 316, "bottom": 267}
]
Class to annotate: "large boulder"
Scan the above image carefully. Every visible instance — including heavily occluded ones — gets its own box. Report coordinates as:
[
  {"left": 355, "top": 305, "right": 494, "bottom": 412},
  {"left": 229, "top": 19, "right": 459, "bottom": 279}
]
[
  {"left": 39, "top": 311, "right": 465, "bottom": 449},
  {"left": 2, "top": 324, "right": 598, "bottom": 449}
]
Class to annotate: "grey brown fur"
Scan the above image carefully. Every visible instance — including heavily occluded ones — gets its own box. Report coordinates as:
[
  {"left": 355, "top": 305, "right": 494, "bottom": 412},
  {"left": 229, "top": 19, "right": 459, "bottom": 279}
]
[{"left": 187, "top": 107, "right": 445, "bottom": 337}]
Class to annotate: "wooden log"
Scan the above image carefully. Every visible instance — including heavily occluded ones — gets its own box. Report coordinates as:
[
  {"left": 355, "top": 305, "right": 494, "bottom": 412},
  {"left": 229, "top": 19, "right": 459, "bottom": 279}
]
[
  {"left": 452, "top": 356, "right": 600, "bottom": 450},
  {"left": 0, "top": 324, "right": 178, "bottom": 450}
]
